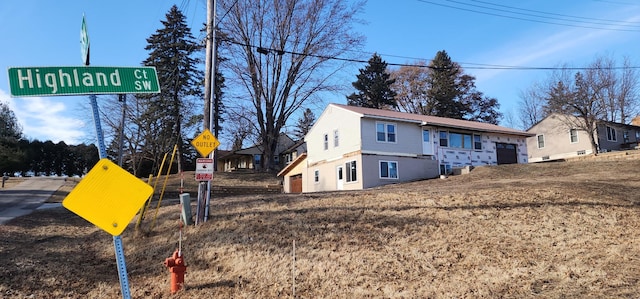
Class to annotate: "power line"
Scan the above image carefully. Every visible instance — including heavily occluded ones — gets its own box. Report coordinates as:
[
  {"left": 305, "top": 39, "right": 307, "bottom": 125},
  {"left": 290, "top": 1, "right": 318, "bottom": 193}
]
[
  {"left": 416, "top": 0, "right": 640, "bottom": 32},
  {"left": 471, "top": 0, "right": 640, "bottom": 25},
  {"left": 221, "top": 37, "right": 640, "bottom": 71}
]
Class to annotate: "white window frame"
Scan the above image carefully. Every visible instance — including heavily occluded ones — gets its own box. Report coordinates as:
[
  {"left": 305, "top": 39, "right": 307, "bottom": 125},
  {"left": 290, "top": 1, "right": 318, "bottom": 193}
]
[
  {"left": 333, "top": 129, "right": 339, "bottom": 147},
  {"left": 570, "top": 129, "right": 578, "bottom": 143},
  {"left": 314, "top": 169, "right": 319, "bottom": 183},
  {"left": 323, "top": 133, "right": 328, "bottom": 150},
  {"left": 345, "top": 160, "right": 357, "bottom": 183},
  {"left": 606, "top": 126, "right": 617, "bottom": 141},
  {"left": 379, "top": 160, "right": 398, "bottom": 179},
  {"left": 376, "top": 122, "right": 397, "bottom": 143},
  {"left": 439, "top": 131, "right": 448, "bottom": 147},
  {"left": 537, "top": 134, "right": 545, "bottom": 149},
  {"left": 473, "top": 134, "right": 482, "bottom": 150}
]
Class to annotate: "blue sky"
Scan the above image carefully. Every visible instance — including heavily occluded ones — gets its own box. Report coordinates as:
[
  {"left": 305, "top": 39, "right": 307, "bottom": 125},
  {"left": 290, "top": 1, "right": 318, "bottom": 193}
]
[{"left": 1, "top": 1, "right": 639, "bottom": 146}]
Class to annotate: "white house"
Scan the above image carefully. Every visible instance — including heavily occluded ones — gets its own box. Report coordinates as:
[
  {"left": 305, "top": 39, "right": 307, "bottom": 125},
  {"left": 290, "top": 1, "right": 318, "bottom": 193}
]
[{"left": 280, "top": 103, "right": 534, "bottom": 193}]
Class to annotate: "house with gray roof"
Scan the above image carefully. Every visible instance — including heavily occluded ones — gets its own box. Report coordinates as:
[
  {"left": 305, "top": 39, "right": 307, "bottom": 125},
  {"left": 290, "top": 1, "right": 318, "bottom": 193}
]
[{"left": 279, "top": 103, "right": 534, "bottom": 193}]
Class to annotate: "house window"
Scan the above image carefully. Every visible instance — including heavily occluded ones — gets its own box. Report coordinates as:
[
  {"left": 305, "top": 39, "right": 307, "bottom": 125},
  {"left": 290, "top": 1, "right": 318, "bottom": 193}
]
[
  {"left": 473, "top": 134, "right": 482, "bottom": 150},
  {"left": 570, "top": 129, "right": 578, "bottom": 143},
  {"left": 606, "top": 126, "right": 617, "bottom": 141},
  {"left": 423, "top": 130, "right": 430, "bottom": 142},
  {"left": 334, "top": 130, "right": 339, "bottom": 147},
  {"left": 376, "top": 122, "right": 396, "bottom": 143},
  {"left": 440, "top": 164, "right": 452, "bottom": 175},
  {"left": 537, "top": 135, "right": 545, "bottom": 148},
  {"left": 314, "top": 170, "right": 319, "bottom": 183},
  {"left": 439, "top": 131, "right": 448, "bottom": 147},
  {"left": 345, "top": 160, "right": 357, "bottom": 182},
  {"left": 449, "top": 132, "right": 474, "bottom": 149},
  {"left": 323, "top": 133, "right": 328, "bottom": 150},
  {"left": 379, "top": 161, "right": 398, "bottom": 179},
  {"left": 623, "top": 131, "right": 629, "bottom": 143}
]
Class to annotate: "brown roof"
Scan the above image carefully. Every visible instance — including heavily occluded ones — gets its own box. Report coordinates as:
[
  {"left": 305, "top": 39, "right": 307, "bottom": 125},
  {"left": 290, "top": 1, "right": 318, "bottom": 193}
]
[{"left": 332, "top": 103, "right": 534, "bottom": 137}]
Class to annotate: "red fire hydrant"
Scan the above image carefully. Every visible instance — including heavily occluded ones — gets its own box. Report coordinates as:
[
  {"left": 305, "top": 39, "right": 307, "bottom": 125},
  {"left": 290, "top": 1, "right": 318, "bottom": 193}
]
[{"left": 164, "top": 249, "right": 187, "bottom": 294}]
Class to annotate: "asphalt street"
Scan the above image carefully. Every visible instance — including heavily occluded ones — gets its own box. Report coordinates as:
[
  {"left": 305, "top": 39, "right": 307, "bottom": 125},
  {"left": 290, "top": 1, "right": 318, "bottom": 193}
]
[{"left": 0, "top": 177, "right": 65, "bottom": 224}]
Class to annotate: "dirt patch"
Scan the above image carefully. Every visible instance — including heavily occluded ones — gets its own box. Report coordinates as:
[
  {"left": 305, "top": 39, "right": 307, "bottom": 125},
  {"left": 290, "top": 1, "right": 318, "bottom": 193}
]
[{"left": 2, "top": 160, "right": 640, "bottom": 298}]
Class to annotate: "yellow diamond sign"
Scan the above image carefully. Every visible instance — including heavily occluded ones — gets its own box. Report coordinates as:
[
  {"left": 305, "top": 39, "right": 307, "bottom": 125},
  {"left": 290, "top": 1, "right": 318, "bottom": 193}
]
[
  {"left": 62, "top": 159, "right": 153, "bottom": 236},
  {"left": 191, "top": 129, "right": 220, "bottom": 157}
]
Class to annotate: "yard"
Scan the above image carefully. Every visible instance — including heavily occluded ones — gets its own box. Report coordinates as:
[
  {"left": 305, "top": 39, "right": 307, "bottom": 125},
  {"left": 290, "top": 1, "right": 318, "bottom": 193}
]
[{"left": 1, "top": 158, "right": 640, "bottom": 298}]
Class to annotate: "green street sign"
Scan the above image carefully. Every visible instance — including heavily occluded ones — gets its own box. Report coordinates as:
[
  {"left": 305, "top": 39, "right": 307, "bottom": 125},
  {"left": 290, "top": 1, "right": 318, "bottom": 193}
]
[{"left": 7, "top": 66, "right": 160, "bottom": 97}]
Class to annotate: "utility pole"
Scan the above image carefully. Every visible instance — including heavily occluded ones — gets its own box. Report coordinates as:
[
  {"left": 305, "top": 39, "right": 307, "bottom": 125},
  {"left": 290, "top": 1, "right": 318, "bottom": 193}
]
[{"left": 197, "top": 0, "right": 216, "bottom": 224}]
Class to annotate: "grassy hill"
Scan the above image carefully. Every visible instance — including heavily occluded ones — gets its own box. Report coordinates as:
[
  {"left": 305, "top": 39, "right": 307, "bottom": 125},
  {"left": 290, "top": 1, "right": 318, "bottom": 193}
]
[{"left": 2, "top": 158, "right": 640, "bottom": 298}]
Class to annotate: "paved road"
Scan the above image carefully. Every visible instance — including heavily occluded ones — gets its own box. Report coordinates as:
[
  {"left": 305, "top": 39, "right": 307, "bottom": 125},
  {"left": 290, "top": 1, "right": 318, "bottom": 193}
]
[{"left": 0, "top": 177, "right": 65, "bottom": 224}]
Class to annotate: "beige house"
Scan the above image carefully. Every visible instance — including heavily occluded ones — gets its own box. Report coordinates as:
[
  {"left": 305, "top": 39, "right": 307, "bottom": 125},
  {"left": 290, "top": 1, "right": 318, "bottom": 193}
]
[
  {"left": 281, "top": 103, "right": 534, "bottom": 193},
  {"left": 527, "top": 114, "right": 640, "bottom": 162}
]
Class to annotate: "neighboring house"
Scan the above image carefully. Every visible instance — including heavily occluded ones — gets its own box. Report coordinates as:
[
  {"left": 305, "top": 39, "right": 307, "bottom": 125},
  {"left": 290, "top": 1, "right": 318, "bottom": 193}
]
[
  {"left": 527, "top": 113, "right": 640, "bottom": 162},
  {"left": 214, "top": 150, "right": 231, "bottom": 171},
  {"left": 280, "top": 139, "right": 307, "bottom": 167},
  {"left": 280, "top": 103, "right": 534, "bottom": 193},
  {"left": 218, "top": 133, "right": 296, "bottom": 172}
]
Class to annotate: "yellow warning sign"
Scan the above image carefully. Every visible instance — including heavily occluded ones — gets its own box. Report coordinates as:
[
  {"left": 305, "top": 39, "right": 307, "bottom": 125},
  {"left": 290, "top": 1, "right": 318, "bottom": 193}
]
[
  {"left": 191, "top": 128, "right": 220, "bottom": 157},
  {"left": 62, "top": 159, "right": 153, "bottom": 236}
]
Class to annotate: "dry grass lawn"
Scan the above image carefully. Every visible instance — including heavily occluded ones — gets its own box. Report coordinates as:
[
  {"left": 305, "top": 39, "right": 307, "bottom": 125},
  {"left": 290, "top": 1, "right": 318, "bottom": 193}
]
[{"left": 2, "top": 159, "right": 640, "bottom": 298}]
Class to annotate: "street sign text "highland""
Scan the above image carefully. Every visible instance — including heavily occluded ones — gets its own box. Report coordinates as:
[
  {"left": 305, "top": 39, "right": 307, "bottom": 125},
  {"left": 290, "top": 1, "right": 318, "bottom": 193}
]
[{"left": 7, "top": 66, "right": 160, "bottom": 97}]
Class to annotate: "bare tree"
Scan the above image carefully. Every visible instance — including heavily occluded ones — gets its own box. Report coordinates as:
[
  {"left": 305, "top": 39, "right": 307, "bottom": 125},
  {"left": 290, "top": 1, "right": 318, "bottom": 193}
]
[
  {"left": 390, "top": 61, "right": 431, "bottom": 114},
  {"left": 517, "top": 82, "right": 547, "bottom": 129},
  {"left": 218, "top": 0, "right": 365, "bottom": 171}
]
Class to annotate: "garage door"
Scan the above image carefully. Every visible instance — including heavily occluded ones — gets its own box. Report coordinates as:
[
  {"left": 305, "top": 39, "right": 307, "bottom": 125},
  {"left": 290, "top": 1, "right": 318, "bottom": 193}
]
[
  {"left": 290, "top": 174, "right": 302, "bottom": 193},
  {"left": 496, "top": 143, "right": 518, "bottom": 165}
]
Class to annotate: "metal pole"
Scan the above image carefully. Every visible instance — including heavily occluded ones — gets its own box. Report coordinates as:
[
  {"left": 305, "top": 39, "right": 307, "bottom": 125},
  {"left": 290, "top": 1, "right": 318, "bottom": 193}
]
[
  {"left": 84, "top": 15, "right": 131, "bottom": 299},
  {"left": 199, "top": 0, "right": 216, "bottom": 224},
  {"left": 117, "top": 94, "right": 126, "bottom": 166}
]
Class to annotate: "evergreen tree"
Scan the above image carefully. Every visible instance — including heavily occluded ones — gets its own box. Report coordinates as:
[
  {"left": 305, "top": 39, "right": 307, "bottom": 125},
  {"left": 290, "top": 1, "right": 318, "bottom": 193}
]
[
  {"left": 293, "top": 108, "right": 316, "bottom": 139},
  {"left": 427, "top": 50, "right": 467, "bottom": 118},
  {"left": 416, "top": 50, "right": 502, "bottom": 123},
  {"left": 347, "top": 54, "right": 397, "bottom": 109},
  {"left": 141, "top": 5, "right": 203, "bottom": 173},
  {"left": 0, "top": 101, "right": 23, "bottom": 174}
]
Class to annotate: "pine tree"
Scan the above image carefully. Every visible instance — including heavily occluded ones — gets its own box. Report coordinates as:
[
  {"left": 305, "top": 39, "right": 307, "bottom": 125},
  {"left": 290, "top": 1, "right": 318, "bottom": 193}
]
[
  {"left": 141, "top": 5, "right": 203, "bottom": 172},
  {"left": 427, "top": 50, "right": 467, "bottom": 118},
  {"left": 293, "top": 108, "right": 316, "bottom": 139},
  {"left": 0, "top": 101, "right": 23, "bottom": 174},
  {"left": 347, "top": 53, "right": 397, "bottom": 109}
]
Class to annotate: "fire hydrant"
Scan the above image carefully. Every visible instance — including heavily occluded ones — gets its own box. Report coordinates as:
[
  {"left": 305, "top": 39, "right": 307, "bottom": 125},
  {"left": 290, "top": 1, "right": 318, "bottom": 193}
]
[{"left": 164, "top": 249, "right": 187, "bottom": 294}]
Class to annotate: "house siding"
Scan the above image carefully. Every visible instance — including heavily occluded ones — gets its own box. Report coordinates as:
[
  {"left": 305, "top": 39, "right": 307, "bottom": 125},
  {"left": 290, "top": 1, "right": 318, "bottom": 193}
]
[
  {"left": 596, "top": 123, "right": 640, "bottom": 152},
  {"left": 527, "top": 115, "right": 593, "bottom": 162},
  {"left": 281, "top": 156, "right": 306, "bottom": 193},
  {"left": 523, "top": 114, "right": 640, "bottom": 162},
  {"left": 360, "top": 118, "right": 423, "bottom": 155},
  {"left": 361, "top": 154, "right": 439, "bottom": 189},
  {"left": 305, "top": 105, "right": 362, "bottom": 165},
  {"left": 305, "top": 154, "right": 363, "bottom": 192},
  {"left": 435, "top": 130, "right": 529, "bottom": 166}
]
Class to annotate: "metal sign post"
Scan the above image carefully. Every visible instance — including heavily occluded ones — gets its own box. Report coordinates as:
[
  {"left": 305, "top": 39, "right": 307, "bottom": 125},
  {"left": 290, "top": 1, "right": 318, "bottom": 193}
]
[
  {"left": 190, "top": 129, "right": 220, "bottom": 224},
  {"left": 81, "top": 15, "right": 133, "bottom": 298}
]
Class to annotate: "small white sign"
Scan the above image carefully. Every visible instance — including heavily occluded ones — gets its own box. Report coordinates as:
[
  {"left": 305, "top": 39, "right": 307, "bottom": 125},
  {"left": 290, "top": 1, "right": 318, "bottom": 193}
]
[{"left": 195, "top": 158, "right": 214, "bottom": 181}]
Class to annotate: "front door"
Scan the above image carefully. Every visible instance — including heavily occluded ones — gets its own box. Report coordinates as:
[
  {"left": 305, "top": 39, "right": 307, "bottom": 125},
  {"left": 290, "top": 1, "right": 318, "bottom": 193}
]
[
  {"left": 336, "top": 166, "right": 344, "bottom": 190},
  {"left": 422, "top": 129, "right": 433, "bottom": 155}
]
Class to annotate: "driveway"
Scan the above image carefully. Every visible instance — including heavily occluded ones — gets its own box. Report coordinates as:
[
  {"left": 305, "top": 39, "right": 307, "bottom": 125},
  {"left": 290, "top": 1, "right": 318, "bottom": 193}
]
[{"left": 0, "top": 177, "right": 65, "bottom": 224}]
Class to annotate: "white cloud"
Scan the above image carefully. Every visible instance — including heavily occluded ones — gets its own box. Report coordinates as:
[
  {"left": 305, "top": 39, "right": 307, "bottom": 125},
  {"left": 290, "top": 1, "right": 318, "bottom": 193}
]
[{"left": 0, "top": 89, "right": 86, "bottom": 144}]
